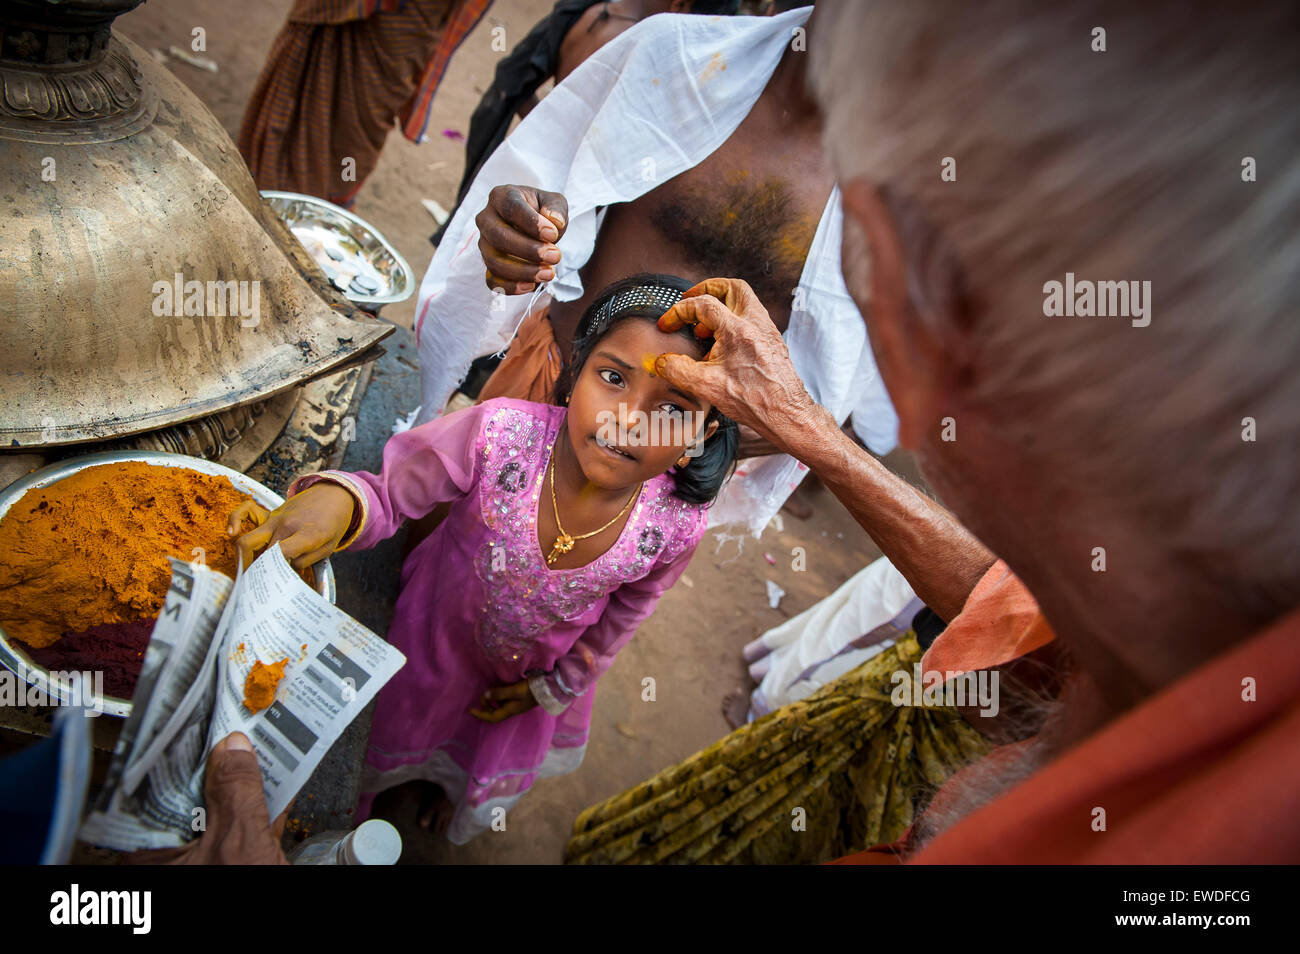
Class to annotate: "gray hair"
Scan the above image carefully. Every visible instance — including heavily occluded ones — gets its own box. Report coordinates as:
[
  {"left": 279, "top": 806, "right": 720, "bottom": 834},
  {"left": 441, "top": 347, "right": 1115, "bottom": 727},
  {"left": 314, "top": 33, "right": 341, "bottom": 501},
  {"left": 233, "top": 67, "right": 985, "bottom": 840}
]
[{"left": 812, "top": 0, "right": 1300, "bottom": 622}]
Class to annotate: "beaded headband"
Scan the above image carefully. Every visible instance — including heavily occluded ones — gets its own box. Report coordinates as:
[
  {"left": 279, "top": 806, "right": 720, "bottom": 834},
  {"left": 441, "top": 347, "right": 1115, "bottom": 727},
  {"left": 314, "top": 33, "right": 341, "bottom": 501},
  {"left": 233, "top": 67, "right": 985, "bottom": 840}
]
[{"left": 588, "top": 282, "right": 686, "bottom": 336}]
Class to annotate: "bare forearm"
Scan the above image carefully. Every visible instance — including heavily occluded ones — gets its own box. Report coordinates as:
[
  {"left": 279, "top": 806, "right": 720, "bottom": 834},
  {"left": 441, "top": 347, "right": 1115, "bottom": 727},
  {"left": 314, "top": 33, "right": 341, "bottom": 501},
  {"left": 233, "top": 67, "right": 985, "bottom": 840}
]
[{"left": 781, "top": 405, "right": 994, "bottom": 621}]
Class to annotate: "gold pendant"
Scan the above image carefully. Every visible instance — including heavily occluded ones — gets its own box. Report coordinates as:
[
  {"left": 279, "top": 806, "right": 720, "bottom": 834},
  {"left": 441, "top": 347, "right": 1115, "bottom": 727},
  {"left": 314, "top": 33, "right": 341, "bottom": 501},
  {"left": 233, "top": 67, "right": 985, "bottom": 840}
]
[{"left": 547, "top": 533, "right": 575, "bottom": 566}]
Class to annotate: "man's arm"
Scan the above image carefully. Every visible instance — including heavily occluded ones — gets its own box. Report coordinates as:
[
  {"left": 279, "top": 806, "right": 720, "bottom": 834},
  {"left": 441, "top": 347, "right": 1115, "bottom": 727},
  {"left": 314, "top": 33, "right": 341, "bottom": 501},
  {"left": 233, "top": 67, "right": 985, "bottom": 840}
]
[
  {"left": 656, "top": 278, "right": 994, "bottom": 621},
  {"left": 780, "top": 403, "right": 993, "bottom": 622}
]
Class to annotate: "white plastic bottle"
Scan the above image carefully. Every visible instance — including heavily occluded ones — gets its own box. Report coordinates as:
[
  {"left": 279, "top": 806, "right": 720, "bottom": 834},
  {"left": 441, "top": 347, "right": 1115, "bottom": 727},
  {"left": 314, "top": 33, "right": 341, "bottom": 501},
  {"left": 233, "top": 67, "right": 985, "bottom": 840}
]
[{"left": 289, "top": 818, "right": 402, "bottom": 865}]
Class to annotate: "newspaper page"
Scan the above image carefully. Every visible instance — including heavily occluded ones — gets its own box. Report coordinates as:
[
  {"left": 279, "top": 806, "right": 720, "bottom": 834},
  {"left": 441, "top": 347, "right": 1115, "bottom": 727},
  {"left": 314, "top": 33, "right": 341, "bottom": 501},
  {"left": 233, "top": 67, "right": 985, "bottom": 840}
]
[
  {"left": 204, "top": 542, "right": 405, "bottom": 820},
  {"left": 79, "top": 544, "right": 405, "bottom": 851},
  {"left": 79, "top": 558, "right": 235, "bottom": 850}
]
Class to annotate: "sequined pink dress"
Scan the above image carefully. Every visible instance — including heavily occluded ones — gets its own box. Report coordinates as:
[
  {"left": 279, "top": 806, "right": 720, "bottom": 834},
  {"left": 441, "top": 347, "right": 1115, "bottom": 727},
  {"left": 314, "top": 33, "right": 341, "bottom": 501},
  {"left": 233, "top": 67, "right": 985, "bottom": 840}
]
[{"left": 290, "top": 398, "right": 707, "bottom": 843}]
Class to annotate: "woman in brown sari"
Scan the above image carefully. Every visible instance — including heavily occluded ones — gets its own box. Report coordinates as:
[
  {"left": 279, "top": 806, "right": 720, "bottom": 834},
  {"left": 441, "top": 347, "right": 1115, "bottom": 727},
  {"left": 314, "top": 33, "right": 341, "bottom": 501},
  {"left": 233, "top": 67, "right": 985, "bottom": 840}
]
[{"left": 238, "top": 0, "right": 492, "bottom": 206}]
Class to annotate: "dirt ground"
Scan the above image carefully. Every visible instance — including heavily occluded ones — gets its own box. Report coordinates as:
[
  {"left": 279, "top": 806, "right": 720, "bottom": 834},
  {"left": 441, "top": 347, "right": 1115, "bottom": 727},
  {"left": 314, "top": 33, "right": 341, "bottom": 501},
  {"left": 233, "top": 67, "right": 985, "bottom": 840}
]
[{"left": 116, "top": 0, "right": 915, "bottom": 863}]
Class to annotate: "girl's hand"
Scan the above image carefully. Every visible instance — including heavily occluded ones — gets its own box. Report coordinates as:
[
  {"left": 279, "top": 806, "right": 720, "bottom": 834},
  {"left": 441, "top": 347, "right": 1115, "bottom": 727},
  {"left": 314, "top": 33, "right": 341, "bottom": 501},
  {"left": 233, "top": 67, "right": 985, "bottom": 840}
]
[
  {"left": 468, "top": 679, "right": 539, "bottom": 723},
  {"left": 227, "top": 482, "right": 356, "bottom": 571}
]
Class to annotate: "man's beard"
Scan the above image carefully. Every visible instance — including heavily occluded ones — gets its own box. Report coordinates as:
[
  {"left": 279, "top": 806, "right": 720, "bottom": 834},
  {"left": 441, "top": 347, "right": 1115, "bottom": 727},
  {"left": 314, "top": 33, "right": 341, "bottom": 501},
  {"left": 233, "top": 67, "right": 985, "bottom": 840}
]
[{"left": 908, "top": 666, "right": 1112, "bottom": 854}]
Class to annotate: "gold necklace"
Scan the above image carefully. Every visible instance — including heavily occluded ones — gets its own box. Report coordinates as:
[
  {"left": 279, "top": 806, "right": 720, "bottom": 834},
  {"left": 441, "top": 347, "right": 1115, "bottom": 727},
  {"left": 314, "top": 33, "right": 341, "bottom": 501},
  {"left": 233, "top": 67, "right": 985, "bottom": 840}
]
[{"left": 546, "top": 447, "right": 641, "bottom": 566}]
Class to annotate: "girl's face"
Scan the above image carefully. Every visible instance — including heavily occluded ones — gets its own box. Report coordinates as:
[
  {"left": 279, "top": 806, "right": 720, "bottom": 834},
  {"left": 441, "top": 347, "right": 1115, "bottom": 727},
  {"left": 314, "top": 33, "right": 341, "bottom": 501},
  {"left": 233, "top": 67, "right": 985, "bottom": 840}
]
[{"left": 566, "top": 318, "right": 717, "bottom": 490}]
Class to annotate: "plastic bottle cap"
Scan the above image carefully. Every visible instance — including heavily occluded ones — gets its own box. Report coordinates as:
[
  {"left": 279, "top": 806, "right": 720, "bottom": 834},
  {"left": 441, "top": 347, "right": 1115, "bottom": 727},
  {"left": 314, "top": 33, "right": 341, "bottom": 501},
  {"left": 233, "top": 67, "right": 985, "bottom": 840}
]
[{"left": 344, "top": 819, "right": 402, "bottom": 865}]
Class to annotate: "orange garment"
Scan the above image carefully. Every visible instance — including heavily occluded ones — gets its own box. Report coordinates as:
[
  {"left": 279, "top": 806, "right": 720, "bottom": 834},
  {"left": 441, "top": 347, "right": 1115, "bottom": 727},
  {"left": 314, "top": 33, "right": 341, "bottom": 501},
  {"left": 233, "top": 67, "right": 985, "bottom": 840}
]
[
  {"left": 476, "top": 305, "right": 562, "bottom": 405},
  {"left": 921, "top": 559, "right": 1056, "bottom": 677},
  {"left": 834, "top": 603, "right": 1300, "bottom": 864}
]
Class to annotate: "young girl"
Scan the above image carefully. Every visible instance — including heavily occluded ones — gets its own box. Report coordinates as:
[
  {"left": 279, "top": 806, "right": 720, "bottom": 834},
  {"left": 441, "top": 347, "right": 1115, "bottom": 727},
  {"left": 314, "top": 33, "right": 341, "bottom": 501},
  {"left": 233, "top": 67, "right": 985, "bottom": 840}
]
[{"left": 233, "top": 274, "right": 738, "bottom": 843}]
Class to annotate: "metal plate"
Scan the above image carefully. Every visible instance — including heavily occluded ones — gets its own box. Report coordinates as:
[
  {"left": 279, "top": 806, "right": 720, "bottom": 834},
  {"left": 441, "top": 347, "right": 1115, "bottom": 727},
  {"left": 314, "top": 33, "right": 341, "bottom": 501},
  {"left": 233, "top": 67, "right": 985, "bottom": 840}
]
[
  {"left": 261, "top": 190, "right": 415, "bottom": 308},
  {"left": 0, "top": 451, "right": 337, "bottom": 718}
]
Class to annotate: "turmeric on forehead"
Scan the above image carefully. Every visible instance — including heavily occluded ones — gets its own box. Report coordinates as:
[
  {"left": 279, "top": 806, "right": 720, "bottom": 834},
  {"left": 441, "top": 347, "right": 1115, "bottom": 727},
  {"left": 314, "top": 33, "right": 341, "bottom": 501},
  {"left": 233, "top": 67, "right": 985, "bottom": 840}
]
[{"left": 0, "top": 461, "right": 249, "bottom": 648}]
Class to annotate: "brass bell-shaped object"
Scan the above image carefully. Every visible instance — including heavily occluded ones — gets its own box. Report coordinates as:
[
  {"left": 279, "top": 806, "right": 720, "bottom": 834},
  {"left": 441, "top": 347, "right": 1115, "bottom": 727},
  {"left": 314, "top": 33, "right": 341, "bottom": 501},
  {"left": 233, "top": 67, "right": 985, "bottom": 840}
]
[{"left": 0, "top": 0, "right": 391, "bottom": 448}]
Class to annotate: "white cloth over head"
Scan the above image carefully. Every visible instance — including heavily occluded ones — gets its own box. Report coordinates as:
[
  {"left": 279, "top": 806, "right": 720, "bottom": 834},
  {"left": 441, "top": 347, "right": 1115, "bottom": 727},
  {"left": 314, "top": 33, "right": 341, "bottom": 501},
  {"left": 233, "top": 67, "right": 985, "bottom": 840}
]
[{"left": 414, "top": 5, "right": 898, "bottom": 535}]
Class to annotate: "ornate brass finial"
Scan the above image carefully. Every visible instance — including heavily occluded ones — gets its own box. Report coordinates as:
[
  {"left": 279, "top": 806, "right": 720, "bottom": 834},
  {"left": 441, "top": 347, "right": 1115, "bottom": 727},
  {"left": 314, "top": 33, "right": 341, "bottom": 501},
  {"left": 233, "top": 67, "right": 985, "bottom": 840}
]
[{"left": 0, "top": 0, "right": 154, "bottom": 144}]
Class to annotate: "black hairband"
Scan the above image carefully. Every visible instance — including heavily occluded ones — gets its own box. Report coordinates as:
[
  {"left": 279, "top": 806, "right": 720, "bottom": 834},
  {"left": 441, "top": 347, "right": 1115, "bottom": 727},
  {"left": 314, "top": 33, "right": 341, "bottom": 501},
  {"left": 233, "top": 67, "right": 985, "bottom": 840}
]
[{"left": 590, "top": 283, "right": 686, "bottom": 335}]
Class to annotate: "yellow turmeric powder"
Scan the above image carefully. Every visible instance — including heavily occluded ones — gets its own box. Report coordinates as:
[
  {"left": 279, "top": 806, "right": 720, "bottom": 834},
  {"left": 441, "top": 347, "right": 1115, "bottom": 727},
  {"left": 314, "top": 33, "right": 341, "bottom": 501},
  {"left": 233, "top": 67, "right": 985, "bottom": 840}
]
[
  {"left": 243, "top": 657, "right": 289, "bottom": 713},
  {"left": 0, "top": 461, "right": 253, "bottom": 648}
]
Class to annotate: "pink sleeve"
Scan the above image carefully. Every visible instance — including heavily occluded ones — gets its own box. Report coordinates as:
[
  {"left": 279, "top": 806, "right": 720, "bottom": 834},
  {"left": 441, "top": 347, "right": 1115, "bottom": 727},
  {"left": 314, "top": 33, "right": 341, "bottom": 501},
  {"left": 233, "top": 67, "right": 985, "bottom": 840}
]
[
  {"left": 287, "top": 403, "right": 488, "bottom": 552},
  {"left": 527, "top": 516, "right": 704, "bottom": 715}
]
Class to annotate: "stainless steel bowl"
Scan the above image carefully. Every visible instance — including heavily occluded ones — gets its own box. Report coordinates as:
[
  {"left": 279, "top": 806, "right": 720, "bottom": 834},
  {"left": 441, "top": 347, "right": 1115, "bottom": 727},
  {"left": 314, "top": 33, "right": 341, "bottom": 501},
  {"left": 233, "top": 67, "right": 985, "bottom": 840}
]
[
  {"left": 0, "top": 451, "right": 337, "bottom": 718},
  {"left": 261, "top": 190, "right": 414, "bottom": 308}
]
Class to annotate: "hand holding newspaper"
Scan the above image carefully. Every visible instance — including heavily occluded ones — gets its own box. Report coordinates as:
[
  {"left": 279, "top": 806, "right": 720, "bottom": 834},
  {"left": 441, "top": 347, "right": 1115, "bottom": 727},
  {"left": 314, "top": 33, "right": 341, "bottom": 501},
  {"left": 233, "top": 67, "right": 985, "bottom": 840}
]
[{"left": 80, "top": 543, "right": 405, "bottom": 851}]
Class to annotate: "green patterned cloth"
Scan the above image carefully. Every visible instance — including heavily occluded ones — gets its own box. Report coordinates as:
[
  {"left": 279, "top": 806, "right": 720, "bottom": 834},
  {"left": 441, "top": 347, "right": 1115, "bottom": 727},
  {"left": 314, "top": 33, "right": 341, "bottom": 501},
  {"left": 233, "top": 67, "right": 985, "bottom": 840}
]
[{"left": 566, "top": 634, "right": 989, "bottom": 864}]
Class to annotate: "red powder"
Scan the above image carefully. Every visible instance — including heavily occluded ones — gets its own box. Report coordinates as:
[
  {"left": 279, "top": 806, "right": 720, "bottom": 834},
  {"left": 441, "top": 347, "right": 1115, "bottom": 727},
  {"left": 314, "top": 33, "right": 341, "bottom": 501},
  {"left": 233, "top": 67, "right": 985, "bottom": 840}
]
[{"left": 26, "top": 617, "right": 156, "bottom": 700}]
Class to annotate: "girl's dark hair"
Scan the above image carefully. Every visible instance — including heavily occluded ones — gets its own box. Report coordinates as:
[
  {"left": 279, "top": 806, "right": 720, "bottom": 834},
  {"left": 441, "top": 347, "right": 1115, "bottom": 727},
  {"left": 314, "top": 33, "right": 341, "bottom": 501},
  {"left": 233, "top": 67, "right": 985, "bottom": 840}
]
[{"left": 554, "top": 273, "right": 739, "bottom": 506}]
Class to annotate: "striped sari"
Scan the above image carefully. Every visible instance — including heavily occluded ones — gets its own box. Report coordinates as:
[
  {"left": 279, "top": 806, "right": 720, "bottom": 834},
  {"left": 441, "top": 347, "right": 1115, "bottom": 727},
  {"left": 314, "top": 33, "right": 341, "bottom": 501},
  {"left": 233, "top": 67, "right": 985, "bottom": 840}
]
[{"left": 238, "top": 0, "right": 492, "bottom": 205}]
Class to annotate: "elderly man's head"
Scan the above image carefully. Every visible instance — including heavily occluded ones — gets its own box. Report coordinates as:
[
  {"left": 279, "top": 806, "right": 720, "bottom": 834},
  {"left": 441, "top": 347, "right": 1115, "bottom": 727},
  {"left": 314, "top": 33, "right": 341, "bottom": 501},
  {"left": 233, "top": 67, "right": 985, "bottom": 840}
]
[{"left": 812, "top": 1, "right": 1298, "bottom": 702}]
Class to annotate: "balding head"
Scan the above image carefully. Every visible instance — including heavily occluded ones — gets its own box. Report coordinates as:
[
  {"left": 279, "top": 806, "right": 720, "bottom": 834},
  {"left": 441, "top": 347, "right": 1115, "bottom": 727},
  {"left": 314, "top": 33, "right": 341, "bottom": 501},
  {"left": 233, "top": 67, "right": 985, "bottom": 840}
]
[{"left": 812, "top": 1, "right": 1299, "bottom": 662}]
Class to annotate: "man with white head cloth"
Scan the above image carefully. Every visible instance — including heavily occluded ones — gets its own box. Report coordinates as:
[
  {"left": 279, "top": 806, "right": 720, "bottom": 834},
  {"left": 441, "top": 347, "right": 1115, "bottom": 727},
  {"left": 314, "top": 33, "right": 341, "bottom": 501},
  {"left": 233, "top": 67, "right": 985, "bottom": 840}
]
[{"left": 413, "top": 5, "right": 900, "bottom": 537}]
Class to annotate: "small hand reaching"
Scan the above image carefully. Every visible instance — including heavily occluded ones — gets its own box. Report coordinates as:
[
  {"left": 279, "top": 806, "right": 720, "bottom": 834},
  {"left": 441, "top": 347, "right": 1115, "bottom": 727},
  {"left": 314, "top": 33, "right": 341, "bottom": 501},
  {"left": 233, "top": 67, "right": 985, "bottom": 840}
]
[
  {"left": 468, "top": 679, "right": 539, "bottom": 723},
  {"left": 227, "top": 482, "right": 357, "bottom": 571}
]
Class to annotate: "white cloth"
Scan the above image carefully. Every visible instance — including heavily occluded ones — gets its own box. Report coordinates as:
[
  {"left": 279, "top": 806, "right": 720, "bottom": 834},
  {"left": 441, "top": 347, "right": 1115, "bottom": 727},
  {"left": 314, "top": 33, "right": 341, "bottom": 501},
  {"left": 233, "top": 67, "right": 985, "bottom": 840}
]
[
  {"left": 745, "top": 557, "right": 919, "bottom": 720},
  {"left": 414, "top": 6, "right": 898, "bottom": 535}
]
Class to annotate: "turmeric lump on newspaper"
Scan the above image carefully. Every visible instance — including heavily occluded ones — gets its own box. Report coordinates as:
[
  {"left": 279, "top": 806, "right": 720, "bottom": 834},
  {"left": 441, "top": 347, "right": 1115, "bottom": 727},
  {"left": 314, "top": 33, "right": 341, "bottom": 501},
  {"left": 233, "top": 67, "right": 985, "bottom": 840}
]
[{"left": 244, "top": 658, "right": 290, "bottom": 713}]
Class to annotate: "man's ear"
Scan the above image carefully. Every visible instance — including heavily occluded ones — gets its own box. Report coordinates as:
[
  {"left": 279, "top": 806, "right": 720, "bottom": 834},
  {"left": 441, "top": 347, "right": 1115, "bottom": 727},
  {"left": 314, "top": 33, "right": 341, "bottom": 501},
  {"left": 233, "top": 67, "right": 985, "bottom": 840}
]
[{"left": 839, "top": 177, "right": 959, "bottom": 452}]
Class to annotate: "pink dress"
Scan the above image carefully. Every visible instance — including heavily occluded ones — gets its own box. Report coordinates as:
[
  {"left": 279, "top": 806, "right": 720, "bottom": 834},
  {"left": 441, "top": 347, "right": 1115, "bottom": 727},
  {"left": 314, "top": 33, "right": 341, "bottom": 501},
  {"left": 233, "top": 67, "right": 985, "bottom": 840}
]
[{"left": 290, "top": 397, "right": 708, "bottom": 843}]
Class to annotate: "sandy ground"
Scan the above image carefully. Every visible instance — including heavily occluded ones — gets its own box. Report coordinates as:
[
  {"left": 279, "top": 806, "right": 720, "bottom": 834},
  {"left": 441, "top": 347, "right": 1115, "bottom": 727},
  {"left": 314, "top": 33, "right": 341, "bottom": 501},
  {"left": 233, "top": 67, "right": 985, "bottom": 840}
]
[{"left": 116, "top": 0, "right": 917, "bottom": 863}]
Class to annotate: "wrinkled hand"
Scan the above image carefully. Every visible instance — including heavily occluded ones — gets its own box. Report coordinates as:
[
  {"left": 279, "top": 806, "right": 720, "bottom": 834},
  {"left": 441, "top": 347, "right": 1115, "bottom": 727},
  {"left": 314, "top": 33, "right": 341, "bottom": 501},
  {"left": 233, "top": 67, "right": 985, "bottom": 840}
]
[
  {"left": 476, "top": 185, "right": 568, "bottom": 295},
  {"left": 227, "top": 482, "right": 355, "bottom": 571},
  {"left": 656, "top": 278, "right": 820, "bottom": 453},
  {"left": 128, "top": 733, "right": 289, "bottom": 865},
  {"left": 468, "top": 679, "right": 539, "bottom": 723}
]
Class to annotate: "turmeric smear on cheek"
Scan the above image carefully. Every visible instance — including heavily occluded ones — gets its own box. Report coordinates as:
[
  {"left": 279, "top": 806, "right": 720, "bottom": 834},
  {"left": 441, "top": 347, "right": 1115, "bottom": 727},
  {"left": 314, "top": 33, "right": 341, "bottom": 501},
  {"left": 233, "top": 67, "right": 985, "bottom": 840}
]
[{"left": 243, "top": 657, "right": 289, "bottom": 713}]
